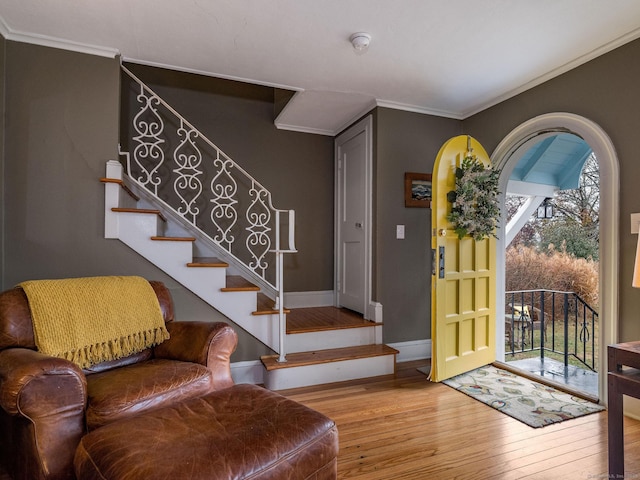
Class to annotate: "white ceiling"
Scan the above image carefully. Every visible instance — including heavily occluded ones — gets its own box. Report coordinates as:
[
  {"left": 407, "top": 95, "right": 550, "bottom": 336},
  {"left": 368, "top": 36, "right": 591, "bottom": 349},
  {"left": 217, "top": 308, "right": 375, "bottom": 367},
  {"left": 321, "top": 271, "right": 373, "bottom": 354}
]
[{"left": 2, "top": 0, "right": 640, "bottom": 135}]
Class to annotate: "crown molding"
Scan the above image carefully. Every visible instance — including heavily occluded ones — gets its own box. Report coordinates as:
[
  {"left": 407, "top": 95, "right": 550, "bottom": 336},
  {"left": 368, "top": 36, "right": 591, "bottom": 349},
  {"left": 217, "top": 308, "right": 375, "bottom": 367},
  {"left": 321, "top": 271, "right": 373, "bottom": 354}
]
[
  {"left": 123, "top": 57, "right": 302, "bottom": 93},
  {"left": 462, "top": 26, "right": 640, "bottom": 119},
  {"left": 0, "top": 16, "right": 9, "bottom": 38},
  {"left": 274, "top": 122, "right": 336, "bottom": 137},
  {"left": 375, "top": 99, "right": 462, "bottom": 120},
  {"left": 0, "top": 18, "right": 119, "bottom": 58},
  {"left": 333, "top": 99, "right": 378, "bottom": 135}
]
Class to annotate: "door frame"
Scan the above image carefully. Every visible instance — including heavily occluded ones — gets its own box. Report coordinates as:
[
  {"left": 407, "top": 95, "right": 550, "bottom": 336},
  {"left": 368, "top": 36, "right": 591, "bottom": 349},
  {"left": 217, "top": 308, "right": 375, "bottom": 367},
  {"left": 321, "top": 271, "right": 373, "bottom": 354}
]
[
  {"left": 334, "top": 115, "right": 380, "bottom": 321},
  {"left": 491, "top": 112, "right": 619, "bottom": 403}
]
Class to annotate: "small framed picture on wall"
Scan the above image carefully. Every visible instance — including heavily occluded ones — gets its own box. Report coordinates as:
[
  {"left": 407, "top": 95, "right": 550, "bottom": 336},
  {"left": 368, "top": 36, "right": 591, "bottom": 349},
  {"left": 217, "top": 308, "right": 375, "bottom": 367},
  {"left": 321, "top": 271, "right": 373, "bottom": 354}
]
[{"left": 404, "top": 172, "right": 432, "bottom": 208}]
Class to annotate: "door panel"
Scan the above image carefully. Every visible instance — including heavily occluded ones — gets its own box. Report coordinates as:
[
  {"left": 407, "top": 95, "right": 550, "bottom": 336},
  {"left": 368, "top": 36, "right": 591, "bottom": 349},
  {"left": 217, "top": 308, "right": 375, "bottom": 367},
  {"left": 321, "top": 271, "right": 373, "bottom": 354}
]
[
  {"left": 430, "top": 135, "right": 496, "bottom": 382},
  {"left": 337, "top": 129, "right": 366, "bottom": 313}
]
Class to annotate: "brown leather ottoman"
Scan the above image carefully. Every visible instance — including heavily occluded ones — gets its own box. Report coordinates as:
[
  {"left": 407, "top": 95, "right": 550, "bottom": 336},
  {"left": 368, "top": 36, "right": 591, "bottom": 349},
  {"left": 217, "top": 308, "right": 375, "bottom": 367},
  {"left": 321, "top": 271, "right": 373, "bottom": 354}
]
[{"left": 74, "top": 384, "right": 338, "bottom": 479}]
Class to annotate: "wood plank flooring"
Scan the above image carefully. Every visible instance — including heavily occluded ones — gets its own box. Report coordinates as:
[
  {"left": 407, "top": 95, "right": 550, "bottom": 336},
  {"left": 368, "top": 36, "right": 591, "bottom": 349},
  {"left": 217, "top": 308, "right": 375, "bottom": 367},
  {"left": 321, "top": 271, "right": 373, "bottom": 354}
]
[
  {"left": 281, "top": 360, "right": 640, "bottom": 480},
  {"left": 3, "top": 361, "right": 639, "bottom": 479},
  {"left": 286, "top": 306, "right": 377, "bottom": 334}
]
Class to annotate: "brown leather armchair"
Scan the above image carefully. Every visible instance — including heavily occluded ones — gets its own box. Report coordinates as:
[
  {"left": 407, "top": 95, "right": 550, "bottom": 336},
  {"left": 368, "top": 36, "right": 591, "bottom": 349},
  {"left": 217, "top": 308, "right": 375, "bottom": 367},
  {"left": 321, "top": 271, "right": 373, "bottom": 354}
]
[{"left": 0, "top": 280, "right": 238, "bottom": 480}]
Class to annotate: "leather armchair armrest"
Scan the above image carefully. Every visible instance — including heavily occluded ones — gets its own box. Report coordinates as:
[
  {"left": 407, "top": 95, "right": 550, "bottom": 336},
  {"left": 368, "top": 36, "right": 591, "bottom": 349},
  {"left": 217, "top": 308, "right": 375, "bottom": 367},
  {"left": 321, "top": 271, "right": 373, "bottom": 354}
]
[
  {"left": 0, "top": 347, "right": 87, "bottom": 415},
  {"left": 0, "top": 348, "right": 87, "bottom": 480},
  {"left": 155, "top": 321, "right": 238, "bottom": 389}
]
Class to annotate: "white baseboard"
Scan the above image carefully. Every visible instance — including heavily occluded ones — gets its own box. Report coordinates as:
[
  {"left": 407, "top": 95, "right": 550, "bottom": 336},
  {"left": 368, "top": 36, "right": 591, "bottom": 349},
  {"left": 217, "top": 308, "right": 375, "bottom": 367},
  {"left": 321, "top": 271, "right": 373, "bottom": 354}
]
[
  {"left": 367, "top": 301, "right": 383, "bottom": 323},
  {"left": 388, "top": 339, "right": 432, "bottom": 363},
  {"left": 284, "top": 290, "right": 334, "bottom": 308},
  {"left": 230, "top": 360, "right": 264, "bottom": 385}
]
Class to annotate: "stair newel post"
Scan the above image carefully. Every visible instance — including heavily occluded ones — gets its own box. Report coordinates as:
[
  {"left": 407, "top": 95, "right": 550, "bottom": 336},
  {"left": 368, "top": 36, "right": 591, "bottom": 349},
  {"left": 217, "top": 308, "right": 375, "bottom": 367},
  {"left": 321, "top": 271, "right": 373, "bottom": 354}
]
[
  {"left": 287, "top": 210, "right": 296, "bottom": 252},
  {"left": 276, "top": 209, "right": 297, "bottom": 363},
  {"left": 277, "top": 249, "right": 286, "bottom": 363},
  {"left": 274, "top": 210, "right": 287, "bottom": 363},
  {"left": 104, "top": 160, "right": 124, "bottom": 239}
]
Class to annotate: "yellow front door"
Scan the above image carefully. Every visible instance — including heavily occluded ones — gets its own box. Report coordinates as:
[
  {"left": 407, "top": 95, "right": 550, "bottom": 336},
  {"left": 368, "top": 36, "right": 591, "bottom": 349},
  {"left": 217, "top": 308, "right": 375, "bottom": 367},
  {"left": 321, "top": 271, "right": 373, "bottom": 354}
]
[{"left": 429, "top": 135, "right": 496, "bottom": 382}]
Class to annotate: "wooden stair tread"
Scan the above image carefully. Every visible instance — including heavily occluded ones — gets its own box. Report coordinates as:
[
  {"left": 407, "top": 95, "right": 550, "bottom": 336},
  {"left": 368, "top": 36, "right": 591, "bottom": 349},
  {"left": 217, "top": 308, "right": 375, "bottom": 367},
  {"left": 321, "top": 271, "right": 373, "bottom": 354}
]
[
  {"left": 101, "top": 177, "right": 140, "bottom": 201},
  {"left": 111, "top": 207, "right": 166, "bottom": 222},
  {"left": 253, "top": 293, "right": 291, "bottom": 316},
  {"left": 221, "top": 275, "right": 260, "bottom": 292},
  {"left": 261, "top": 344, "right": 398, "bottom": 371},
  {"left": 151, "top": 236, "right": 195, "bottom": 242},
  {"left": 286, "top": 306, "right": 378, "bottom": 334},
  {"left": 187, "top": 257, "right": 229, "bottom": 268}
]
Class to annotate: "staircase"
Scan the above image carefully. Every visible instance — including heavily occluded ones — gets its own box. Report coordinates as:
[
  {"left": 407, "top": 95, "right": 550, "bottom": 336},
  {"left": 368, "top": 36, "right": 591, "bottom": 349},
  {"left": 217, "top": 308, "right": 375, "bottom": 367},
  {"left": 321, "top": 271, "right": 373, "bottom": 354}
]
[
  {"left": 262, "top": 307, "right": 397, "bottom": 390},
  {"left": 104, "top": 148, "right": 397, "bottom": 390},
  {"left": 110, "top": 65, "right": 397, "bottom": 389}
]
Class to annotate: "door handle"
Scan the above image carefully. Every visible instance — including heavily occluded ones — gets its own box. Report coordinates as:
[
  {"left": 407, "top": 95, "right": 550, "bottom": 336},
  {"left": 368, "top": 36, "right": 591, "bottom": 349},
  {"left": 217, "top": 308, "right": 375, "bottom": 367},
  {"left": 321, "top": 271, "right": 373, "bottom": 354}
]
[
  {"left": 355, "top": 222, "right": 363, "bottom": 228},
  {"left": 439, "top": 246, "right": 445, "bottom": 279}
]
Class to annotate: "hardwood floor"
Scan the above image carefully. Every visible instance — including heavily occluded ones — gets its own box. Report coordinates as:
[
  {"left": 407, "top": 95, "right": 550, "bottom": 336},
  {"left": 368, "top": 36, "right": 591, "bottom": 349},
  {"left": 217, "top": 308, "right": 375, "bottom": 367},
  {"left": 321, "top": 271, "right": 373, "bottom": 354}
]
[
  {"left": 286, "top": 306, "right": 376, "bottom": 333},
  {"left": 281, "top": 360, "right": 640, "bottom": 480},
  {"left": 3, "top": 361, "right": 638, "bottom": 479}
]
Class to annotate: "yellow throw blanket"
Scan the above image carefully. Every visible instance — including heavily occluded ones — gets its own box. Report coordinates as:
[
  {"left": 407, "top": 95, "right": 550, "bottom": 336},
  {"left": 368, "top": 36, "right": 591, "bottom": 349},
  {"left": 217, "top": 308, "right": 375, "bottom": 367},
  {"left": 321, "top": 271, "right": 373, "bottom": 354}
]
[{"left": 19, "top": 276, "right": 170, "bottom": 369}]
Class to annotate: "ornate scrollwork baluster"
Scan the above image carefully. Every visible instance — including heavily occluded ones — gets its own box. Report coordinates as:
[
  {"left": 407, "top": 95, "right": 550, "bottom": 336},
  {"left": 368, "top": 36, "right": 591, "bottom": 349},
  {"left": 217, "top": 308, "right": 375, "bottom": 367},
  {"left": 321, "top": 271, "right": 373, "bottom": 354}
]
[
  {"left": 246, "top": 184, "right": 272, "bottom": 277},
  {"left": 579, "top": 319, "right": 590, "bottom": 343},
  {"left": 122, "top": 66, "right": 296, "bottom": 299},
  {"left": 210, "top": 155, "right": 238, "bottom": 251},
  {"left": 132, "top": 86, "right": 165, "bottom": 195},
  {"left": 173, "top": 121, "right": 203, "bottom": 224}
]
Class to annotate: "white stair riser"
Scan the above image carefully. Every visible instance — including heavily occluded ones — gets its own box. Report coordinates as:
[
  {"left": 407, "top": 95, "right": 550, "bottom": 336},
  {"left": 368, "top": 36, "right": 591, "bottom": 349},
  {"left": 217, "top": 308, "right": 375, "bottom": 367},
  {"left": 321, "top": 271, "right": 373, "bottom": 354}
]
[
  {"left": 286, "top": 325, "right": 382, "bottom": 353},
  {"left": 117, "top": 212, "right": 164, "bottom": 239},
  {"left": 176, "top": 278, "right": 281, "bottom": 349},
  {"left": 263, "top": 354, "right": 396, "bottom": 390},
  {"left": 115, "top": 211, "right": 281, "bottom": 351},
  {"left": 163, "top": 222, "right": 193, "bottom": 238},
  {"left": 175, "top": 268, "right": 228, "bottom": 291},
  {"left": 119, "top": 235, "right": 192, "bottom": 270}
]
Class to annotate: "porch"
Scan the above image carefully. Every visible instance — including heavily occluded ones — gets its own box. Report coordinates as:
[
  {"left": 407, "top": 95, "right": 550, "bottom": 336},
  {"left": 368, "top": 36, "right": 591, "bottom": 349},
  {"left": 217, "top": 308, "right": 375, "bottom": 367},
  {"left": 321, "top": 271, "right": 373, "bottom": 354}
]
[
  {"left": 504, "top": 357, "right": 598, "bottom": 399},
  {"left": 503, "top": 289, "right": 599, "bottom": 398}
]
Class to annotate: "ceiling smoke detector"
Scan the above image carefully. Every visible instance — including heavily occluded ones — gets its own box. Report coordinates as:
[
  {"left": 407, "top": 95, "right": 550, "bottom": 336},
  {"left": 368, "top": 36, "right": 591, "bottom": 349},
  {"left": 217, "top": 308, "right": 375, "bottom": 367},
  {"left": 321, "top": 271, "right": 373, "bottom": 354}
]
[{"left": 349, "top": 32, "right": 372, "bottom": 52}]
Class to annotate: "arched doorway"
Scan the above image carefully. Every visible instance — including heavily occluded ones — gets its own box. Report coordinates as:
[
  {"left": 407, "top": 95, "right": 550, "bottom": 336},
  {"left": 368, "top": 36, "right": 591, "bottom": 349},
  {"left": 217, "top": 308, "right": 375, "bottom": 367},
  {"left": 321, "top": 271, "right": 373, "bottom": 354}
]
[{"left": 491, "top": 113, "right": 619, "bottom": 403}]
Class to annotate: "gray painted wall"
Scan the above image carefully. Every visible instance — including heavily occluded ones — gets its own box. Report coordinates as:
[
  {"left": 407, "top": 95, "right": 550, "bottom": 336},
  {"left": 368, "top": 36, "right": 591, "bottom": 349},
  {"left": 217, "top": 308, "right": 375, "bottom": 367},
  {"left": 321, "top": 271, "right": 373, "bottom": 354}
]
[
  {"left": 375, "top": 108, "right": 461, "bottom": 343},
  {"left": 0, "top": 41, "right": 270, "bottom": 362},
  {"left": 463, "top": 37, "right": 640, "bottom": 342},
  {"left": 3, "top": 42, "right": 120, "bottom": 286},
  {"left": 3, "top": 34, "right": 639, "bottom": 360}
]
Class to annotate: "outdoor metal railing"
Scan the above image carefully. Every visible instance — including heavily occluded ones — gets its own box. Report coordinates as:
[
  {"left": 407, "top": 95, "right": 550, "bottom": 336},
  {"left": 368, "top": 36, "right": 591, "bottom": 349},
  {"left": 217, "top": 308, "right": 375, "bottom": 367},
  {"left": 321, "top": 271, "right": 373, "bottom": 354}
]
[
  {"left": 505, "top": 289, "right": 598, "bottom": 371},
  {"left": 119, "top": 65, "right": 296, "bottom": 361}
]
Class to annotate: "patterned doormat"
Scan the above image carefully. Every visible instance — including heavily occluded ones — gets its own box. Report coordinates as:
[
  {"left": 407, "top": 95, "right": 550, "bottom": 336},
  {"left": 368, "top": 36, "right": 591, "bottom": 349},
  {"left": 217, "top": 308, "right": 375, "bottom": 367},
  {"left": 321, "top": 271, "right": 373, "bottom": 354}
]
[{"left": 442, "top": 364, "right": 605, "bottom": 428}]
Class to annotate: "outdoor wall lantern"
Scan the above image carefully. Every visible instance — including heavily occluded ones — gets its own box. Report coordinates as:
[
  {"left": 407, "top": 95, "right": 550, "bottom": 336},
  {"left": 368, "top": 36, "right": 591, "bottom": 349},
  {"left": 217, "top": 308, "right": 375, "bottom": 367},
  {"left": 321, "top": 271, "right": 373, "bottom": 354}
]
[{"left": 537, "top": 198, "right": 554, "bottom": 219}]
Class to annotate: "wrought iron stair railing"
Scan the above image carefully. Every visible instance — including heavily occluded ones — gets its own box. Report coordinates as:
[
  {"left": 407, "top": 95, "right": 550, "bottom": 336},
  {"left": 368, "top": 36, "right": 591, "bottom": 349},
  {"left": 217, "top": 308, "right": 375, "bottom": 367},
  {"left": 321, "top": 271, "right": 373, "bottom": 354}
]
[
  {"left": 119, "top": 65, "right": 296, "bottom": 361},
  {"left": 505, "top": 289, "right": 598, "bottom": 371}
]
